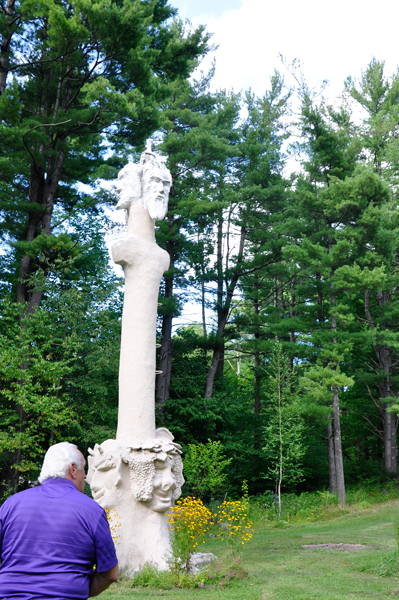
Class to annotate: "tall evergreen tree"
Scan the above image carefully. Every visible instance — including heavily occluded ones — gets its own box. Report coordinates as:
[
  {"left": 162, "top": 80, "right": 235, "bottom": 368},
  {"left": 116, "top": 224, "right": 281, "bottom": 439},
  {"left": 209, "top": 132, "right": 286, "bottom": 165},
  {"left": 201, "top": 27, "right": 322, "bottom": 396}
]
[{"left": 155, "top": 72, "right": 240, "bottom": 406}]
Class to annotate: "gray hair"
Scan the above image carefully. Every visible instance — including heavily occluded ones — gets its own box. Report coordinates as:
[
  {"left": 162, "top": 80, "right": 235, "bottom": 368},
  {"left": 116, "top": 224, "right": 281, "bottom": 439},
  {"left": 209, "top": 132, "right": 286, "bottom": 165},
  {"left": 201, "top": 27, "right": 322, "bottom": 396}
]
[{"left": 38, "top": 442, "right": 84, "bottom": 484}]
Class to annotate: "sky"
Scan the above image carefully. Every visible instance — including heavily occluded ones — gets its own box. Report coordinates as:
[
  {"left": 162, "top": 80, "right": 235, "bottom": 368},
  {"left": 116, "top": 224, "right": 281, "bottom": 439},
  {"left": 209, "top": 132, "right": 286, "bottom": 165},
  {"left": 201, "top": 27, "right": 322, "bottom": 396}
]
[
  {"left": 163, "top": 0, "right": 399, "bottom": 328},
  {"left": 170, "top": 0, "right": 399, "bottom": 101}
]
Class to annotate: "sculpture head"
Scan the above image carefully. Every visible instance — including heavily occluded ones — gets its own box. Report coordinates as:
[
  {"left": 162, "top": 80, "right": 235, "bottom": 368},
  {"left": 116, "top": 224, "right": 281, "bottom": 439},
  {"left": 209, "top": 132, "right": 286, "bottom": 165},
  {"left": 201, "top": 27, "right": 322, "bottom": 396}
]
[
  {"left": 116, "top": 163, "right": 142, "bottom": 211},
  {"left": 141, "top": 152, "right": 172, "bottom": 220},
  {"left": 86, "top": 439, "right": 124, "bottom": 509},
  {"left": 123, "top": 427, "right": 184, "bottom": 513},
  {"left": 116, "top": 146, "right": 171, "bottom": 221}
]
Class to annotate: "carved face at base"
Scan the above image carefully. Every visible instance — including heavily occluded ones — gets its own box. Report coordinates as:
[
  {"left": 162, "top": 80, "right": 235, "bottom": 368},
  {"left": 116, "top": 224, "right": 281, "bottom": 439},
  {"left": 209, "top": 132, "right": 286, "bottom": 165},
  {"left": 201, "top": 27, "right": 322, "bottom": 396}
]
[
  {"left": 146, "top": 455, "right": 176, "bottom": 512},
  {"left": 86, "top": 440, "right": 124, "bottom": 510},
  {"left": 123, "top": 429, "right": 184, "bottom": 513},
  {"left": 87, "top": 430, "right": 184, "bottom": 514}
]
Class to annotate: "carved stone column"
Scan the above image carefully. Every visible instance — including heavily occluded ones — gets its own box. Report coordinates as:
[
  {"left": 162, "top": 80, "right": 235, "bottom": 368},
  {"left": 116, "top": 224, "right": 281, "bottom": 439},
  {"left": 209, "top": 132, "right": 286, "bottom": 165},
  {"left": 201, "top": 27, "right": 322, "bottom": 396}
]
[{"left": 86, "top": 146, "right": 184, "bottom": 573}]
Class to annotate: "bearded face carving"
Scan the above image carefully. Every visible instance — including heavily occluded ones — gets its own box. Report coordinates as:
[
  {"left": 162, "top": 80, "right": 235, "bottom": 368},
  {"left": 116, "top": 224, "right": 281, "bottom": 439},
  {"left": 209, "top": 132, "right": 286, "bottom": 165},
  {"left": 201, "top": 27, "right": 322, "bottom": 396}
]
[
  {"left": 87, "top": 429, "right": 184, "bottom": 513},
  {"left": 116, "top": 151, "right": 171, "bottom": 221}
]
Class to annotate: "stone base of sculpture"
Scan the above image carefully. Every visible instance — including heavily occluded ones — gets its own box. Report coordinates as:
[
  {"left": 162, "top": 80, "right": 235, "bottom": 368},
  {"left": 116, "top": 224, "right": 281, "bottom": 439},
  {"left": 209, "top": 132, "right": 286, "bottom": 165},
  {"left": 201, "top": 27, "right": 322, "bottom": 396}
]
[
  {"left": 100, "top": 462, "right": 171, "bottom": 572},
  {"left": 86, "top": 429, "right": 184, "bottom": 574}
]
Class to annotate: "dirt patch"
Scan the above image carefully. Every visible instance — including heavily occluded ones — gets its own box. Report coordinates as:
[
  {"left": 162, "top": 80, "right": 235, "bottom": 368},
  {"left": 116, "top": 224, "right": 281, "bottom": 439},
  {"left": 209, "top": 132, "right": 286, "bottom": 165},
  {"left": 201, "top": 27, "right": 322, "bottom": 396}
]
[{"left": 302, "top": 543, "right": 371, "bottom": 551}]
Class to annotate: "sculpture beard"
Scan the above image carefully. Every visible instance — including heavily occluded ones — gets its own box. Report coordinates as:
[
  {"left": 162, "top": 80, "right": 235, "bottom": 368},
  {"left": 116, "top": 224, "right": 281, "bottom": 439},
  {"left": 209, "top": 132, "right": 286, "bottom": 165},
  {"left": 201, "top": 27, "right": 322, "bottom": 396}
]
[
  {"left": 123, "top": 448, "right": 184, "bottom": 513},
  {"left": 86, "top": 432, "right": 184, "bottom": 514},
  {"left": 115, "top": 153, "right": 171, "bottom": 221}
]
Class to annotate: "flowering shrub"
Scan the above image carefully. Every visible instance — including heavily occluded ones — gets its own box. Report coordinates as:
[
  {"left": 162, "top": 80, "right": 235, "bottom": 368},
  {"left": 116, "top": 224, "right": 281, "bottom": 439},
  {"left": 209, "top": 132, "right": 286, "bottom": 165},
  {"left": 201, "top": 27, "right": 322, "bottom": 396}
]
[
  {"left": 166, "top": 496, "right": 212, "bottom": 572},
  {"left": 105, "top": 508, "right": 121, "bottom": 544},
  {"left": 216, "top": 500, "right": 253, "bottom": 552}
]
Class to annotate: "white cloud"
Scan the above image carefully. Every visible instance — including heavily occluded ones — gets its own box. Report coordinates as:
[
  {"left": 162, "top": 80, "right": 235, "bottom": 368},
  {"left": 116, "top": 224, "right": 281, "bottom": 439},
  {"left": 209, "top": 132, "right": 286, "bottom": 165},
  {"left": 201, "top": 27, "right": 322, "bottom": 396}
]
[{"left": 186, "top": 0, "right": 399, "bottom": 99}]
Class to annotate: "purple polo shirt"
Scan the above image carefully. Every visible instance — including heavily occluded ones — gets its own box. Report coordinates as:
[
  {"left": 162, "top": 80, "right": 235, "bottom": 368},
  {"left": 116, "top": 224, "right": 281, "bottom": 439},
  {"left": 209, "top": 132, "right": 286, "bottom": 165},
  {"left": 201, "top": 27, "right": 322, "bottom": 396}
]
[{"left": 0, "top": 478, "right": 117, "bottom": 600}]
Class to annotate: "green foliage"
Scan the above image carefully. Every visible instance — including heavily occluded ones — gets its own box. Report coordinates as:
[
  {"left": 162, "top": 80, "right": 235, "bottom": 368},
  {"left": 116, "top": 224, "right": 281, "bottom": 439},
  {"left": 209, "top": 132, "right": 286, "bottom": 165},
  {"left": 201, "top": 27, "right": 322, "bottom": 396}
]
[
  {"left": 0, "top": 298, "right": 77, "bottom": 489},
  {"left": 0, "top": 219, "right": 121, "bottom": 491},
  {"left": 183, "top": 440, "right": 232, "bottom": 499},
  {"left": 125, "top": 554, "right": 247, "bottom": 590},
  {"left": 247, "top": 480, "right": 399, "bottom": 525},
  {"left": 262, "top": 343, "right": 307, "bottom": 501}
]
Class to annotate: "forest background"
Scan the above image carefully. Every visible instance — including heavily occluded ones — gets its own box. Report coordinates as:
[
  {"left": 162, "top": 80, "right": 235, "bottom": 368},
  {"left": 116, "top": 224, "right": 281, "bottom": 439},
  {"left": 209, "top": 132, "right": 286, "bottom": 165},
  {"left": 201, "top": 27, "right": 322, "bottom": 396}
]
[{"left": 0, "top": 0, "right": 398, "bottom": 506}]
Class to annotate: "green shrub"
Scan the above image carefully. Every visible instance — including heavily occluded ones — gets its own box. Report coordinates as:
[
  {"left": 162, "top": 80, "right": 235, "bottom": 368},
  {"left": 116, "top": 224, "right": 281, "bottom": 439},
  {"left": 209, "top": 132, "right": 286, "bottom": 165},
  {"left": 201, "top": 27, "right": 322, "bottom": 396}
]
[
  {"left": 126, "top": 556, "right": 247, "bottom": 590},
  {"left": 246, "top": 481, "right": 399, "bottom": 524}
]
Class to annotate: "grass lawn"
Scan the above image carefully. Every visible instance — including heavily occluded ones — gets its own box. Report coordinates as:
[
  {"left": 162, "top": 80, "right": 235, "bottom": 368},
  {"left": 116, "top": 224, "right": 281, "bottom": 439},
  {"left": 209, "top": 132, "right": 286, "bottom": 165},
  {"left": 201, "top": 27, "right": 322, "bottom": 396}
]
[{"left": 101, "top": 499, "right": 399, "bottom": 599}]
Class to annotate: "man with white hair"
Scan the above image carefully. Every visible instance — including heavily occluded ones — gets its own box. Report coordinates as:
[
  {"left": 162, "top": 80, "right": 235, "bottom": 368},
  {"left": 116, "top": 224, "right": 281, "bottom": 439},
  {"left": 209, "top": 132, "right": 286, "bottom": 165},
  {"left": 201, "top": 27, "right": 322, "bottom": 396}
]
[{"left": 0, "top": 442, "right": 118, "bottom": 599}]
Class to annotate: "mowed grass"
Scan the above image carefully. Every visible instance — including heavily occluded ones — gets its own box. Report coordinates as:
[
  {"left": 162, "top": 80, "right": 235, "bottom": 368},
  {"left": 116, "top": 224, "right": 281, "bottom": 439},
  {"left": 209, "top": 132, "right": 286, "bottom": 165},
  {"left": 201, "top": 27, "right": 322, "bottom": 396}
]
[{"left": 101, "top": 499, "right": 399, "bottom": 600}]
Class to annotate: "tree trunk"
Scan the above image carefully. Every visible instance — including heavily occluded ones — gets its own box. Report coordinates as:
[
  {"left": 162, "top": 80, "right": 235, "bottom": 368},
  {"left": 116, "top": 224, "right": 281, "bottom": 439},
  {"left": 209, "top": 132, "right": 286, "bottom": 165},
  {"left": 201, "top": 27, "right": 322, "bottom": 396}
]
[
  {"left": 156, "top": 228, "right": 175, "bottom": 409},
  {"left": 204, "top": 216, "right": 246, "bottom": 399},
  {"left": 156, "top": 314, "right": 172, "bottom": 411},
  {"left": 8, "top": 145, "right": 65, "bottom": 492},
  {"left": 364, "top": 289, "right": 397, "bottom": 473},
  {"left": 0, "top": 0, "right": 16, "bottom": 95},
  {"left": 277, "top": 367, "right": 283, "bottom": 518},
  {"left": 200, "top": 255, "right": 207, "bottom": 338},
  {"left": 215, "top": 213, "right": 224, "bottom": 379},
  {"left": 332, "top": 385, "right": 345, "bottom": 503},
  {"left": 253, "top": 276, "right": 261, "bottom": 415},
  {"left": 326, "top": 418, "right": 337, "bottom": 494},
  {"left": 17, "top": 147, "right": 65, "bottom": 310},
  {"left": 383, "top": 406, "right": 397, "bottom": 472},
  {"left": 380, "top": 352, "right": 396, "bottom": 472},
  {"left": 204, "top": 344, "right": 224, "bottom": 399},
  {"left": 329, "top": 236, "right": 346, "bottom": 504}
]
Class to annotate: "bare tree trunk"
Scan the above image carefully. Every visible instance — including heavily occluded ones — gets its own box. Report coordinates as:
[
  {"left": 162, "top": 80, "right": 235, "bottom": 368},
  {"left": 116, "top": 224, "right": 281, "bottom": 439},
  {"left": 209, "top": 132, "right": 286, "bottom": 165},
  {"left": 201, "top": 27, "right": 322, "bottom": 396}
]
[
  {"left": 253, "top": 276, "right": 261, "bottom": 415},
  {"left": 277, "top": 365, "right": 283, "bottom": 518},
  {"left": 0, "top": 0, "right": 17, "bottom": 95},
  {"left": 326, "top": 418, "right": 337, "bottom": 494},
  {"left": 215, "top": 214, "right": 225, "bottom": 379},
  {"left": 332, "top": 384, "right": 345, "bottom": 503},
  {"left": 156, "top": 314, "right": 172, "bottom": 409},
  {"left": 329, "top": 236, "right": 346, "bottom": 504},
  {"left": 380, "top": 351, "right": 396, "bottom": 472},
  {"left": 204, "top": 345, "right": 224, "bottom": 398},
  {"left": 17, "top": 147, "right": 65, "bottom": 310},
  {"left": 253, "top": 278, "right": 262, "bottom": 450},
  {"left": 157, "top": 228, "right": 175, "bottom": 408},
  {"left": 383, "top": 406, "right": 397, "bottom": 472},
  {"left": 254, "top": 352, "right": 261, "bottom": 414},
  {"left": 204, "top": 217, "right": 246, "bottom": 399},
  {"left": 364, "top": 289, "right": 397, "bottom": 473},
  {"left": 201, "top": 261, "right": 207, "bottom": 338}
]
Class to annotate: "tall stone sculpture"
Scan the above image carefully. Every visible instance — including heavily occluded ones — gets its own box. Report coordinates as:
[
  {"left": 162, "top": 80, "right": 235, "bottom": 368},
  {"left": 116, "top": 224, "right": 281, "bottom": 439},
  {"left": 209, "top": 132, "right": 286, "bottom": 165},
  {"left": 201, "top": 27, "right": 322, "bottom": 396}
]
[{"left": 86, "top": 143, "right": 184, "bottom": 572}]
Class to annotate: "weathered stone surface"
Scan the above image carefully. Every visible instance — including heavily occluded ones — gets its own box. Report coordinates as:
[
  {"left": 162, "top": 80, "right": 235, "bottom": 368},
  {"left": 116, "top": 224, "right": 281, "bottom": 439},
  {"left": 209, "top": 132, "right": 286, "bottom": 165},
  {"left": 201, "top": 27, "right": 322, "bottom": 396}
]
[
  {"left": 188, "top": 553, "right": 217, "bottom": 574},
  {"left": 87, "top": 145, "right": 184, "bottom": 573}
]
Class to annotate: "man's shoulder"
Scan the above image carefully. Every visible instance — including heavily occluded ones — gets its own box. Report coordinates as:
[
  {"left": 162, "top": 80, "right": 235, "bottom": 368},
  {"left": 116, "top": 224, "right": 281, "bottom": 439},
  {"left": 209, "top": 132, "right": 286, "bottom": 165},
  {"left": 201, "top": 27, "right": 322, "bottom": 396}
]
[
  {"left": 2, "top": 486, "right": 39, "bottom": 503},
  {"left": 0, "top": 486, "right": 39, "bottom": 514},
  {"left": 1, "top": 484, "right": 103, "bottom": 515},
  {"left": 77, "top": 491, "right": 106, "bottom": 512}
]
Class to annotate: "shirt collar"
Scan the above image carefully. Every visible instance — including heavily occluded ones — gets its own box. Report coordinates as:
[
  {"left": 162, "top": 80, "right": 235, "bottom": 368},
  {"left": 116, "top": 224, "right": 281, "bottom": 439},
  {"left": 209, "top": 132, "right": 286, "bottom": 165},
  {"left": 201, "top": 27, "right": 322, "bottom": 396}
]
[{"left": 41, "top": 477, "right": 77, "bottom": 490}]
